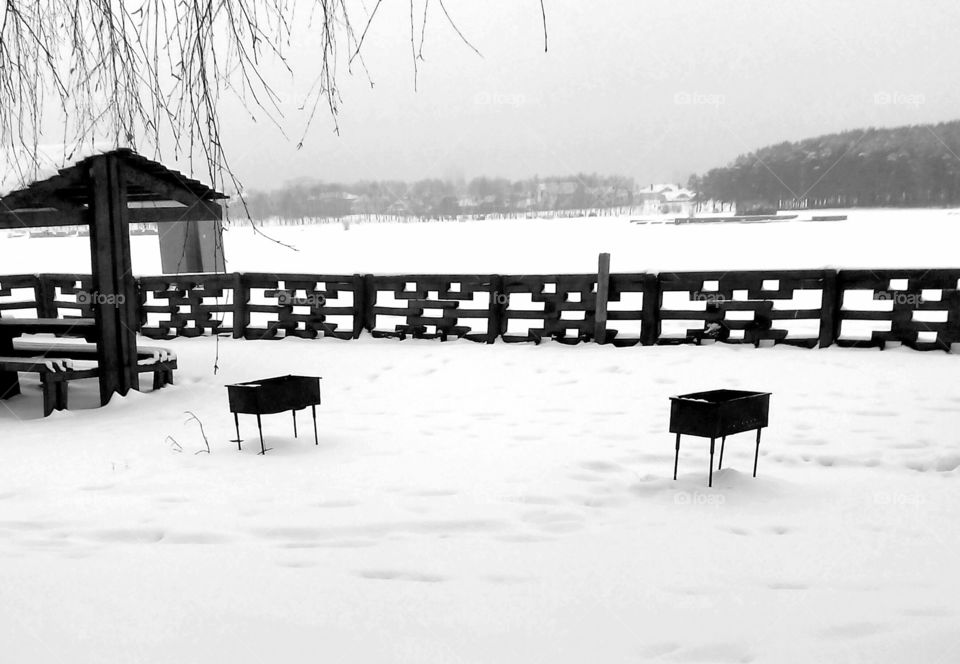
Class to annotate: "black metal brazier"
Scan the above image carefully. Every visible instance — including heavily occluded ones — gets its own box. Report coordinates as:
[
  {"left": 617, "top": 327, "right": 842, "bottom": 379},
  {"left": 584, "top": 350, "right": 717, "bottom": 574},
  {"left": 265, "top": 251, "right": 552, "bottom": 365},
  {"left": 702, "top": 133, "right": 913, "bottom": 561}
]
[
  {"left": 669, "top": 389, "right": 770, "bottom": 486},
  {"left": 227, "top": 375, "right": 322, "bottom": 454}
]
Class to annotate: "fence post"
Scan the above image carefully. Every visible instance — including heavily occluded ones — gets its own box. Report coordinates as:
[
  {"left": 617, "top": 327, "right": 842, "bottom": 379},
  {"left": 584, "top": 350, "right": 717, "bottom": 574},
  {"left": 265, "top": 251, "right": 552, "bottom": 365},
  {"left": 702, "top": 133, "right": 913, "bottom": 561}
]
[
  {"left": 818, "top": 269, "right": 840, "bottom": 348},
  {"left": 233, "top": 272, "right": 248, "bottom": 339},
  {"left": 352, "top": 274, "right": 366, "bottom": 339},
  {"left": 641, "top": 273, "right": 660, "bottom": 346},
  {"left": 34, "top": 274, "right": 55, "bottom": 318},
  {"left": 488, "top": 275, "right": 506, "bottom": 343},
  {"left": 594, "top": 253, "right": 611, "bottom": 344},
  {"left": 363, "top": 274, "right": 377, "bottom": 333}
]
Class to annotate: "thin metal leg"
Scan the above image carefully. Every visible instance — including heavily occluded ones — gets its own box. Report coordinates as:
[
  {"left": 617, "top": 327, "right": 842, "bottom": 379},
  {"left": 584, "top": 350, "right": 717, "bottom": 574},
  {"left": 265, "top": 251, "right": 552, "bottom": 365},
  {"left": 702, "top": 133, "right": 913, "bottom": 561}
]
[
  {"left": 709, "top": 437, "right": 715, "bottom": 487},
  {"left": 673, "top": 433, "right": 681, "bottom": 480},
  {"left": 257, "top": 414, "right": 265, "bottom": 455},
  {"left": 718, "top": 436, "right": 726, "bottom": 469},
  {"left": 754, "top": 428, "right": 761, "bottom": 477},
  {"left": 312, "top": 404, "right": 318, "bottom": 445},
  {"left": 234, "top": 412, "right": 241, "bottom": 451},
  {"left": 292, "top": 409, "right": 298, "bottom": 438}
]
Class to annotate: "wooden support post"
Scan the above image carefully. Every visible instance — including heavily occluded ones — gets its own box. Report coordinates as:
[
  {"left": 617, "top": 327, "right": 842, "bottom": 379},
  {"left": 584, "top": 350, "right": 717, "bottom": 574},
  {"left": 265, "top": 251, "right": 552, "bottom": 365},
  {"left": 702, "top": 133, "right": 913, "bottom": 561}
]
[
  {"left": 233, "top": 273, "right": 248, "bottom": 339},
  {"left": 818, "top": 269, "right": 840, "bottom": 348},
  {"left": 594, "top": 253, "right": 611, "bottom": 344},
  {"left": 489, "top": 275, "right": 506, "bottom": 343},
  {"left": 34, "top": 275, "right": 56, "bottom": 318},
  {"left": 88, "top": 154, "right": 140, "bottom": 404},
  {"left": 362, "top": 275, "right": 377, "bottom": 333},
  {"left": 641, "top": 273, "right": 660, "bottom": 346},
  {"left": 351, "top": 274, "right": 366, "bottom": 339}
]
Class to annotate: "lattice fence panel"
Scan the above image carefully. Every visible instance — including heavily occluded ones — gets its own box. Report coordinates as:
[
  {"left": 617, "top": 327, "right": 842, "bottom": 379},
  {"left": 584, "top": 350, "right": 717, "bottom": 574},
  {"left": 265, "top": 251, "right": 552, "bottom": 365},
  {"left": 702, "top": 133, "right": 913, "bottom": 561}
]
[
  {"left": 243, "top": 273, "right": 362, "bottom": 340},
  {"left": 657, "top": 270, "right": 828, "bottom": 347},
  {"left": 138, "top": 274, "right": 239, "bottom": 338},
  {"left": 501, "top": 274, "right": 598, "bottom": 344},
  {"left": 837, "top": 269, "right": 960, "bottom": 351},
  {"left": 366, "top": 275, "right": 499, "bottom": 342},
  {"left": 0, "top": 274, "right": 40, "bottom": 317},
  {"left": 37, "top": 274, "right": 95, "bottom": 319},
  {"left": 606, "top": 273, "right": 657, "bottom": 346}
]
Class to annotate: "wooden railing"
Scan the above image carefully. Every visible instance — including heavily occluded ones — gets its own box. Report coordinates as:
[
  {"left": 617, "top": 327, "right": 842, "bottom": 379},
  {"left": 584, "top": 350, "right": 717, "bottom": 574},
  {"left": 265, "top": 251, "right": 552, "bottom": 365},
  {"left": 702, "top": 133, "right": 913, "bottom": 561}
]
[{"left": 0, "top": 267, "right": 957, "bottom": 351}]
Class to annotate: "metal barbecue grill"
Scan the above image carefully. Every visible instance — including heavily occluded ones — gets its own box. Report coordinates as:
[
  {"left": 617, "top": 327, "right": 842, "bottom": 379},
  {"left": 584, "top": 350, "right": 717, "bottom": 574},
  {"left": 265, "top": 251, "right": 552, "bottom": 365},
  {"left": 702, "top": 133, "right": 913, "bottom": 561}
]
[{"left": 669, "top": 389, "right": 771, "bottom": 486}]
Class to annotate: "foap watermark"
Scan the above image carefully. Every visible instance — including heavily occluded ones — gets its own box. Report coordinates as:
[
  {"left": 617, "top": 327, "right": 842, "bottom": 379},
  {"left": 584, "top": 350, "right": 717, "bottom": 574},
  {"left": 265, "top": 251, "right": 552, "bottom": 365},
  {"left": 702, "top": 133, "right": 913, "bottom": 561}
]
[
  {"left": 873, "top": 91, "right": 925, "bottom": 108},
  {"left": 692, "top": 291, "right": 727, "bottom": 304},
  {"left": 277, "top": 292, "right": 326, "bottom": 307},
  {"left": 873, "top": 491, "right": 925, "bottom": 507},
  {"left": 490, "top": 291, "right": 510, "bottom": 306},
  {"left": 674, "top": 491, "right": 725, "bottom": 507},
  {"left": 77, "top": 290, "right": 125, "bottom": 307},
  {"left": 474, "top": 91, "right": 527, "bottom": 107},
  {"left": 673, "top": 91, "right": 725, "bottom": 107},
  {"left": 874, "top": 291, "right": 923, "bottom": 306}
]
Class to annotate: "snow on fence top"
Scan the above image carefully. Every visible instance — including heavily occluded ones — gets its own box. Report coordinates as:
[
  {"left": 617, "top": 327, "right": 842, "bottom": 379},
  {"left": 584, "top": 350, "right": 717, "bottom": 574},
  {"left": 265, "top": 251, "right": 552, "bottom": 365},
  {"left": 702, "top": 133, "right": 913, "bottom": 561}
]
[{"left": 1, "top": 269, "right": 958, "bottom": 351}]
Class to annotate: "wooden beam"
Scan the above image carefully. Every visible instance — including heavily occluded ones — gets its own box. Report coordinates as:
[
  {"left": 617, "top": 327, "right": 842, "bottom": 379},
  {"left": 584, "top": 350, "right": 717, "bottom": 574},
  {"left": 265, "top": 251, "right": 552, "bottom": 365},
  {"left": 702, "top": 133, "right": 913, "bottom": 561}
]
[
  {"left": 0, "top": 188, "right": 84, "bottom": 214},
  {"left": 0, "top": 209, "right": 87, "bottom": 229},
  {"left": 0, "top": 202, "right": 220, "bottom": 228},
  {"left": 129, "top": 203, "right": 222, "bottom": 223},
  {"left": 123, "top": 164, "right": 221, "bottom": 214}
]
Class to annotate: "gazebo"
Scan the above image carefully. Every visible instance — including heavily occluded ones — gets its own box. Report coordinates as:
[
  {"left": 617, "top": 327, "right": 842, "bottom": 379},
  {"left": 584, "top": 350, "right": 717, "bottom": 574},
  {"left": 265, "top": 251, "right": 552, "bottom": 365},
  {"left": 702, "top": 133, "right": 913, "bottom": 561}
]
[{"left": 0, "top": 148, "right": 227, "bottom": 405}]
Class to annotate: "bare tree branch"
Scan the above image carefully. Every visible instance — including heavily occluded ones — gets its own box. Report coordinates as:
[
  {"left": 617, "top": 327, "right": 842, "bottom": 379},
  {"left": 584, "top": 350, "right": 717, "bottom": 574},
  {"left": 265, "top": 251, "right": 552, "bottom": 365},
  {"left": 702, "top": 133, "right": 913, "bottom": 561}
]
[{"left": 0, "top": 1, "right": 544, "bottom": 212}]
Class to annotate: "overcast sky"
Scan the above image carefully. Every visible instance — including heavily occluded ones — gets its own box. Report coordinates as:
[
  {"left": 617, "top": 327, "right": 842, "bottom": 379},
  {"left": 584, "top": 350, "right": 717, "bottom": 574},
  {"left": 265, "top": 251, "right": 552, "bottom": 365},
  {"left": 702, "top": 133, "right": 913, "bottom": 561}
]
[{"left": 218, "top": 0, "right": 960, "bottom": 191}]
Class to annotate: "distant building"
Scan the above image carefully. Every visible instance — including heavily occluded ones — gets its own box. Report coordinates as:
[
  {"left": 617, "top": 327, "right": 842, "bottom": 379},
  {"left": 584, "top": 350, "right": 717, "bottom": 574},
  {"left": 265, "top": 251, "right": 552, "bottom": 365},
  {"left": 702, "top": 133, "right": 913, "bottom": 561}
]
[{"left": 634, "top": 183, "right": 696, "bottom": 216}]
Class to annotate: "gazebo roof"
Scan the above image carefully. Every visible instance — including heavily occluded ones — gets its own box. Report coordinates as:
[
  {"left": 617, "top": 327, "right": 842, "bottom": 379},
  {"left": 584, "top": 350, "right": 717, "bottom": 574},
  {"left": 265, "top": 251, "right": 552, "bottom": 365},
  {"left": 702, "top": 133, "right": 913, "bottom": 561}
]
[{"left": 0, "top": 148, "right": 227, "bottom": 228}]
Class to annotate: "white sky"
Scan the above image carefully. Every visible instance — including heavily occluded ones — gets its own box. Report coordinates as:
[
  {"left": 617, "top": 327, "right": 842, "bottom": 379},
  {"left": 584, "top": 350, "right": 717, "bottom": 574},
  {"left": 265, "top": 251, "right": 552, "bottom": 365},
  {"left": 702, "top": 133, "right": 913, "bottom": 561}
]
[{"left": 34, "top": 0, "right": 960, "bottom": 192}]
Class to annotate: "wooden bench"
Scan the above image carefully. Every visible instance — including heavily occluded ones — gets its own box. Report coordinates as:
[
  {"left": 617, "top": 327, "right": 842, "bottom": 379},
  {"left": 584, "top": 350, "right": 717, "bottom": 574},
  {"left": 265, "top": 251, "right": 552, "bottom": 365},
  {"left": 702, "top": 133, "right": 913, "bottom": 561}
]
[
  {"left": 0, "top": 356, "right": 99, "bottom": 416},
  {"left": 0, "top": 344, "right": 177, "bottom": 416},
  {"left": 12, "top": 341, "right": 177, "bottom": 390}
]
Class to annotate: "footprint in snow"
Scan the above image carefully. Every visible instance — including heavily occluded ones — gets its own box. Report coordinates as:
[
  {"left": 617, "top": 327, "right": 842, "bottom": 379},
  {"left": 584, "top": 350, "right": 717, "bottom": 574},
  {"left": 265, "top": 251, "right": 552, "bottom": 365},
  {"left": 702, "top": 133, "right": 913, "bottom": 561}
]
[
  {"left": 579, "top": 460, "right": 623, "bottom": 473},
  {"left": 818, "top": 622, "right": 888, "bottom": 639},
  {"left": 356, "top": 569, "right": 446, "bottom": 583},
  {"left": 668, "top": 641, "right": 755, "bottom": 662}
]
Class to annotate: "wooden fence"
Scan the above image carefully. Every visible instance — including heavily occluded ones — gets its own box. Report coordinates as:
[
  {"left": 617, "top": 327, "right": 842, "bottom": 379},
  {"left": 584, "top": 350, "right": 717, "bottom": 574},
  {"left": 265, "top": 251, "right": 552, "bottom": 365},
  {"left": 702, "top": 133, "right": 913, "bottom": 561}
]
[{"left": 1, "top": 266, "right": 958, "bottom": 351}]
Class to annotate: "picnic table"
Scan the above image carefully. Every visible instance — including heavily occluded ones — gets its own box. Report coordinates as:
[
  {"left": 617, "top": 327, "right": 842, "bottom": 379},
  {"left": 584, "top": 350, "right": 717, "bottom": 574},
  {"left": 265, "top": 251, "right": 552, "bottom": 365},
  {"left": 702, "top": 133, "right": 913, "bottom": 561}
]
[
  {"left": 0, "top": 318, "right": 175, "bottom": 416},
  {"left": 0, "top": 318, "right": 98, "bottom": 347},
  {"left": 0, "top": 318, "right": 98, "bottom": 414}
]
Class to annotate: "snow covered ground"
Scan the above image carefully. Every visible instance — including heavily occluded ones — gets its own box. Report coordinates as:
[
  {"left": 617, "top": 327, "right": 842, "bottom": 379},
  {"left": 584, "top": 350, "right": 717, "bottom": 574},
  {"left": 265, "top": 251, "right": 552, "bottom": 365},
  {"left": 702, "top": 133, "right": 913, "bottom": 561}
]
[{"left": 1, "top": 210, "right": 959, "bottom": 662}]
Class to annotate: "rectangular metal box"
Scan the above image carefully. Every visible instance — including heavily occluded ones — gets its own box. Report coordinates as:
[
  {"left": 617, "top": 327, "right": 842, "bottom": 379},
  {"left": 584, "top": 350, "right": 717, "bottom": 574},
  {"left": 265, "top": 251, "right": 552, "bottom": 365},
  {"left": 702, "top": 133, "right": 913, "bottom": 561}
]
[
  {"left": 227, "top": 375, "right": 321, "bottom": 415},
  {"left": 670, "top": 389, "right": 770, "bottom": 439}
]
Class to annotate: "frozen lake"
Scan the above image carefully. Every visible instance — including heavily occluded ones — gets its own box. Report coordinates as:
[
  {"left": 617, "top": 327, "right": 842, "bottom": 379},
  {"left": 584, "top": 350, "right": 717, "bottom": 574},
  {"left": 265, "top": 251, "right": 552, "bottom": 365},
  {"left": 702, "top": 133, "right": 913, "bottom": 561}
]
[{"left": 1, "top": 208, "right": 958, "bottom": 275}]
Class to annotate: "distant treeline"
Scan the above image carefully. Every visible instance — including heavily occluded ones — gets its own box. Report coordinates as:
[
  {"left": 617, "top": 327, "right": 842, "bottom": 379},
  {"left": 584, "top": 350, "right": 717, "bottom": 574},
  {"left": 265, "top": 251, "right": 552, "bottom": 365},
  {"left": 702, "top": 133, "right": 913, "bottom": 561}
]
[
  {"left": 242, "top": 174, "right": 636, "bottom": 219},
  {"left": 690, "top": 120, "right": 960, "bottom": 209}
]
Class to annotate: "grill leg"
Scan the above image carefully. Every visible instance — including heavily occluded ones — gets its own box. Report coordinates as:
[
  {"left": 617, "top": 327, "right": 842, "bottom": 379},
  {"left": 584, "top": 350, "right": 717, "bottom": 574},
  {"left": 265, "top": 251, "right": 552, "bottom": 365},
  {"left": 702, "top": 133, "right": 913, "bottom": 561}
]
[
  {"left": 292, "top": 409, "right": 298, "bottom": 438},
  {"left": 673, "top": 433, "right": 681, "bottom": 480},
  {"left": 708, "top": 437, "right": 715, "bottom": 487},
  {"left": 754, "top": 428, "right": 762, "bottom": 478},
  {"left": 312, "top": 404, "right": 318, "bottom": 445},
  {"left": 718, "top": 436, "right": 726, "bottom": 469},
  {"left": 233, "top": 412, "right": 241, "bottom": 451},
  {"left": 257, "top": 414, "right": 265, "bottom": 455}
]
